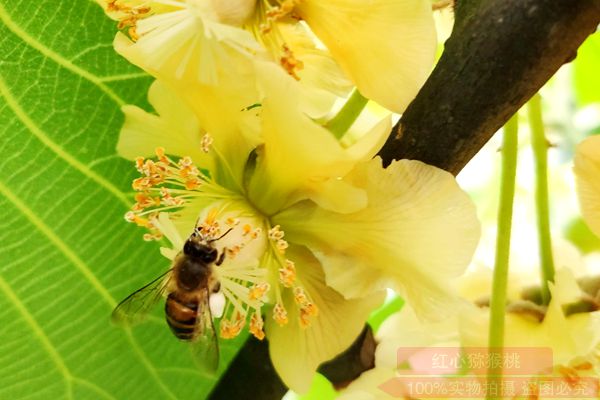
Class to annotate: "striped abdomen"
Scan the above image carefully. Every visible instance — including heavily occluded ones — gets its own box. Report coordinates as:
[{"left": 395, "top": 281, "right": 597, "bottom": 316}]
[{"left": 165, "top": 292, "right": 198, "bottom": 340}]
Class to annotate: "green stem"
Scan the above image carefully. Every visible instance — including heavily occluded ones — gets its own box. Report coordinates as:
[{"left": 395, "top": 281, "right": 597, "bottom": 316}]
[
  {"left": 326, "top": 89, "right": 368, "bottom": 139},
  {"left": 487, "top": 114, "right": 519, "bottom": 399},
  {"left": 528, "top": 94, "right": 555, "bottom": 304}
]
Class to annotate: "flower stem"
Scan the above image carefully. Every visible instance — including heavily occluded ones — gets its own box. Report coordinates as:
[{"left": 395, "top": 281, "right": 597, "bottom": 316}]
[
  {"left": 527, "top": 93, "right": 555, "bottom": 304},
  {"left": 487, "top": 114, "right": 519, "bottom": 398},
  {"left": 326, "top": 89, "right": 368, "bottom": 139}
]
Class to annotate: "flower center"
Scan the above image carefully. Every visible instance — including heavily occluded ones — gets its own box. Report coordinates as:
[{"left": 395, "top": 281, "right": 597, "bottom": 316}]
[{"left": 126, "top": 147, "right": 319, "bottom": 339}]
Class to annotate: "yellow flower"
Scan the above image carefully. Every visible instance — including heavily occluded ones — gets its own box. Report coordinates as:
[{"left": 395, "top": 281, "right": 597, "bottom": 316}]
[
  {"left": 118, "top": 63, "right": 478, "bottom": 392},
  {"left": 574, "top": 135, "right": 600, "bottom": 238},
  {"left": 285, "top": 0, "right": 437, "bottom": 112},
  {"left": 102, "top": 0, "right": 262, "bottom": 84},
  {"left": 101, "top": 0, "right": 436, "bottom": 113},
  {"left": 340, "top": 268, "right": 600, "bottom": 400}
]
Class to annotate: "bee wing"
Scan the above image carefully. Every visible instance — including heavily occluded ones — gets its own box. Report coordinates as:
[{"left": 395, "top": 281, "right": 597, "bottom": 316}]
[
  {"left": 111, "top": 269, "right": 173, "bottom": 327},
  {"left": 189, "top": 289, "right": 220, "bottom": 374}
]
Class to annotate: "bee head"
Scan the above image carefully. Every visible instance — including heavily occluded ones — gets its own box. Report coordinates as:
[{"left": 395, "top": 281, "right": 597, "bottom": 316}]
[{"left": 183, "top": 239, "right": 218, "bottom": 263}]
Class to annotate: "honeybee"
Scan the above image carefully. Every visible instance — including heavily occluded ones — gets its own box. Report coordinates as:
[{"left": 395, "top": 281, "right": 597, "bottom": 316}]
[{"left": 111, "top": 227, "right": 231, "bottom": 372}]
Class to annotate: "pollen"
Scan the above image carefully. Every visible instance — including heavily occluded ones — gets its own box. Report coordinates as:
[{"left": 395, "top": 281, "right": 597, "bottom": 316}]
[
  {"left": 278, "top": 259, "right": 296, "bottom": 287},
  {"left": 106, "top": 0, "right": 151, "bottom": 42},
  {"left": 124, "top": 211, "right": 151, "bottom": 228},
  {"left": 226, "top": 217, "right": 240, "bottom": 227},
  {"left": 143, "top": 232, "right": 163, "bottom": 241},
  {"left": 268, "top": 225, "right": 285, "bottom": 240},
  {"left": 273, "top": 302, "right": 289, "bottom": 326},
  {"left": 248, "top": 282, "right": 270, "bottom": 301},
  {"left": 126, "top": 149, "right": 230, "bottom": 240},
  {"left": 295, "top": 287, "right": 318, "bottom": 328},
  {"left": 220, "top": 315, "right": 246, "bottom": 339},
  {"left": 268, "top": 225, "right": 289, "bottom": 254},
  {"left": 197, "top": 208, "right": 225, "bottom": 240},
  {"left": 275, "top": 239, "right": 288, "bottom": 253},
  {"left": 280, "top": 44, "right": 304, "bottom": 81},
  {"left": 201, "top": 133, "right": 213, "bottom": 153},
  {"left": 249, "top": 313, "right": 266, "bottom": 340},
  {"left": 265, "top": 0, "right": 295, "bottom": 19}
]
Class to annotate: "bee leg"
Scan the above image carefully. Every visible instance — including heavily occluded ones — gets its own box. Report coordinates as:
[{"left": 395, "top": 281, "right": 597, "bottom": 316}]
[{"left": 216, "top": 251, "right": 226, "bottom": 266}]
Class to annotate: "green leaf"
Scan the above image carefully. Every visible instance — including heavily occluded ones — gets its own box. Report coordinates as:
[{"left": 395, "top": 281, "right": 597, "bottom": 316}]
[
  {"left": 573, "top": 31, "right": 600, "bottom": 107},
  {"left": 0, "top": 1, "right": 244, "bottom": 399}
]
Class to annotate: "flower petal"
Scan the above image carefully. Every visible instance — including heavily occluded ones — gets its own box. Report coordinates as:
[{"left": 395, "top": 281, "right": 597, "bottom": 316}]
[
  {"left": 248, "top": 63, "right": 391, "bottom": 214},
  {"left": 296, "top": 0, "right": 436, "bottom": 112},
  {"left": 112, "top": 1, "right": 262, "bottom": 85},
  {"left": 266, "top": 245, "right": 385, "bottom": 393},
  {"left": 277, "top": 22, "right": 352, "bottom": 117},
  {"left": 118, "top": 76, "right": 261, "bottom": 190},
  {"left": 574, "top": 135, "right": 600, "bottom": 238},
  {"left": 460, "top": 268, "right": 600, "bottom": 368},
  {"left": 273, "top": 157, "right": 480, "bottom": 318},
  {"left": 117, "top": 80, "right": 211, "bottom": 166}
]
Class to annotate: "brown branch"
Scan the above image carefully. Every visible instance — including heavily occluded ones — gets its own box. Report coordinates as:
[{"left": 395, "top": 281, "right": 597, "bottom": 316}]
[
  {"left": 379, "top": 0, "right": 600, "bottom": 174},
  {"left": 210, "top": 1, "right": 600, "bottom": 398}
]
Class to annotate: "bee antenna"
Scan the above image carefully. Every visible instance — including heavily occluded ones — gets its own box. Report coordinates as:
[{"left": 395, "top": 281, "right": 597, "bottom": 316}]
[{"left": 208, "top": 228, "right": 233, "bottom": 243}]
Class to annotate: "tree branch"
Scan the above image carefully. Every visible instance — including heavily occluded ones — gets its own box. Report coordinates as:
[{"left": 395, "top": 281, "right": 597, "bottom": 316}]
[
  {"left": 210, "top": 1, "right": 600, "bottom": 398},
  {"left": 379, "top": 0, "right": 600, "bottom": 174}
]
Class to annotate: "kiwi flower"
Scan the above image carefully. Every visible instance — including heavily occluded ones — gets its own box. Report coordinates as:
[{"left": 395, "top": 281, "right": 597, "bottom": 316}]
[
  {"left": 118, "top": 62, "right": 479, "bottom": 391},
  {"left": 100, "top": 0, "right": 436, "bottom": 112},
  {"left": 339, "top": 268, "right": 600, "bottom": 400},
  {"left": 574, "top": 135, "right": 600, "bottom": 239}
]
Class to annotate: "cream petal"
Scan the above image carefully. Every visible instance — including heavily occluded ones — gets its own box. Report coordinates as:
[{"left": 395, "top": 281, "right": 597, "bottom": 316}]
[
  {"left": 273, "top": 158, "right": 480, "bottom": 318},
  {"left": 344, "top": 115, "right": 392, "bottom": 162},
  {"left": 276, "top": 22, "right": 352, "bottom": 117},
  {"left": 266, "top": 245, "right": 385, "bottom": 393},
  {"left": 117, "top": 80, "right": 213, "bottom": 170},
  {"left": 304, "top": 178, "right": 368, "bottom": 214},
  {"left": 118, "top": 71, "right": 262, "bottom": 191},
  {"left": 248, "top": 63, "right": 390, "bottom": 214},
  {"left": 574, "top": 135, "right": 600, "bottom": 238},
  {"left": 208, "top": 0, "right": 256, "bottom": 26},
  {"left": 459, "top": 269, "right": 600, "bottom": 369},
  {"left": 296, "top": 0, "right": 436, "bottom": 113},
  {"left": 113, "top": 2, "right": 262, "bottom": 85}
]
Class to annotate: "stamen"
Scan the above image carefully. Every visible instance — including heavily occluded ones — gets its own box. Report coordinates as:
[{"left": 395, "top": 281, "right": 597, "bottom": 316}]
[
  {"left": 293, "top": 287, "right": 318, "bottom": 327},
  {"left": 268, "top": 225, "right": 285, "bottom": 240},
  {"left": 248, "top": 282, "right": 270, "bottom": 301},
  {"left": 275, "top": 239, "right": 288, "bottom": 253},
  {"left": 126, "top": 149, "right": 236, "bottom": 240},
  {"left": 280, "top": 44, "right": 303, "bottom": 81},
  {"left": 201, "top": 133, "right": 213, "bottom": 153},
  {"left": 278, "top": 259, "right": 296, "bottom": 287},
  {"left": 198, "top": 208, "right": 222, "bottom": 239},
  {"left": 226, "top": 217, "right": 240, "bottom": 227},
  {"left": 106, "top": 0, "right": 152, "bottom": 42},
  {"left": 263, "top": 0, "right": 298, "bottom": 27},
  {"left": 220, "top": 313, "right": 246, "bottom": 339},
  {"left": 249, "top": 312, "right": 266, "bottom": 340},
  {"left": 273, "top": 302, "right": 288, "bottom": 326}
]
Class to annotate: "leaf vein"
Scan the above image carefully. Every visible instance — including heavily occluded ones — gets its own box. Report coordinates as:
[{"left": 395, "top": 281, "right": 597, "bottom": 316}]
[
  {"left": 0, "top": 1, "right": 126, "bottom": 106},
  {"left": 0, "top": 75, "right": 130, "bottom": 207}
]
